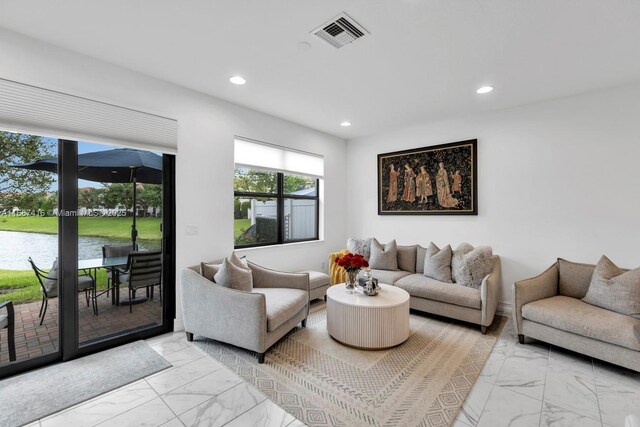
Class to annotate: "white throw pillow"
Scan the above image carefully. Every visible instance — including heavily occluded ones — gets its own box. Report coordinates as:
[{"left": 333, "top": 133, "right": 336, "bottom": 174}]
[
  {"left": 451, "top": 243, "right": 494, "bottom": 288},
  {"left": 347, "top": 237, "right": 373, "bottom": 261}
]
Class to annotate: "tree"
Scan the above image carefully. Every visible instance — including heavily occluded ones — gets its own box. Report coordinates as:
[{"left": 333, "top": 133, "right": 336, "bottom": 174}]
[
  {"left": 234, "top": 168, "right": 277, "bottom": 193},
  {"left": 138, "top": 184, "right": 162, "bottom": 215},
  {"left": 78, "top": 187, "right": 104, "bottom": 209},
  {"left": 102, "top": 183, "right": 133, "bottom": 210},
  {"left": 0, "top": 132, "right": 55, "bottom": 208}
]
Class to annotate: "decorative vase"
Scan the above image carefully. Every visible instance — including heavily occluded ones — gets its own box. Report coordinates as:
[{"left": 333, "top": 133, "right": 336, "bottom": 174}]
[{"left": 345, "top": 269, "right": 359, "bottom": 294}]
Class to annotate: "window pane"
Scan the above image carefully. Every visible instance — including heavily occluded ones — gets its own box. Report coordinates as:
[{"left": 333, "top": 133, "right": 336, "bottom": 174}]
[
  {"left": 234, "top": 167, "right": 277, "bottom": 194},
  {"left": 234, "top": 196, "right": 278, "bottom": 246},
  {"left": 284, "top": 198, "right": 317, "bottom": 241},
  {"left": 283, "top": 173, "right": 316, "bottom": 195}
]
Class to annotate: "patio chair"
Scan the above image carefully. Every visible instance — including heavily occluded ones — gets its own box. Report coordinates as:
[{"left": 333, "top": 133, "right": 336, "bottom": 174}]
[
  {"left": 99, "top": 244, "right": 138, "bottom": 301},
  {"left": 0, "top": 301, "right": 16, "bottom": 362},
  {"left": 116, "top": 251, "right": 162, "bottom": 313},
  {"left": 29, "top": 258, "right": 96, "bottom": 325}
]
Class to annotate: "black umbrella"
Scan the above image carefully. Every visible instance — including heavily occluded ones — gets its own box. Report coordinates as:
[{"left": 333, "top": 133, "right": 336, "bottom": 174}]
[{"left": 13, "top": 148, "right": 162, "bottom": 248}]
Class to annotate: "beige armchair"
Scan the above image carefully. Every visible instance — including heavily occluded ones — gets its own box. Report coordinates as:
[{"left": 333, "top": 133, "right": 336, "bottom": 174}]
[{"left": 180, "top": 261, "right": 309, "bottom": 363}]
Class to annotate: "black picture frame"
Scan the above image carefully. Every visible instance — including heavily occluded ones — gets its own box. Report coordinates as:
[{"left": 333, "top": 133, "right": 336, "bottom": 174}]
[{"left": 377, "top": 139, "right": 478, "bottom": 215}]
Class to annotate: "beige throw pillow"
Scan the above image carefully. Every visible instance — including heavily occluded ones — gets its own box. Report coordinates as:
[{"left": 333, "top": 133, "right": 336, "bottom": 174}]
[
  {"left": 451, "top": 243, "right": 494, "bottom": 289},
  {"left": 214, "top": 258, "right": 253, "bottom": 291},
  {"left": 369, "top": 238, "right": 398, "bottom": 271},
  {"left": 200, "top": 262, "right": 221, "bottom": 281},
  {"left": 423, "top": 242, "right": 453, "bottom": 283},
  {"left": 583, "top": 255, "right": 640, "bottom": 319}
]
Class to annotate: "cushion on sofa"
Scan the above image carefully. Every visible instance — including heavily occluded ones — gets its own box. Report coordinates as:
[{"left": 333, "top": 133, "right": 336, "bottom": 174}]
[
  {"left": 395, "top": 274, "right": 481, "bottom": 309},
  {"left": 347, "top": 237, "right": 373, "bottom": 261},
  {"left": 369, "top": 269, "right": 411, "bottom": 285},
  {"left": 397, "top": 245, "right": 417, "bottom": 273},
  {"left": 416, "top": 244, "right": 428, "bottom": 274},
  {"left": 423, "top": 243, "right": 453, "bottom": 283},
  {"left": 214, "top": 258, "right": 253, "bottom": 291},
  {"left": 451, "top": 243, "right": 494, "bottom": 289},
  {"left": 369, "top": 239, "right": 398, "bottom": 271},
  {"left": 582, "top": 256, "right": 640, "bottom": 319},
  {"left": 251, "top": 288, "right": 308, "bottom": 332},
  {"left": 521, "top": 295, "right": 640, "bottom": 351},
  {"left": 200, "top": 262, "right": 221, "bottom": 281},
  {"left": 558, "top": 258, "right": 595, "bottom": 299}
]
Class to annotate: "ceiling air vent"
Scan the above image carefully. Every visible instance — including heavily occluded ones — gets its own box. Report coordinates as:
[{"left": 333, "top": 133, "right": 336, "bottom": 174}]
[{"left": 311, "top": 13, "right": 368, "bottom": 49}]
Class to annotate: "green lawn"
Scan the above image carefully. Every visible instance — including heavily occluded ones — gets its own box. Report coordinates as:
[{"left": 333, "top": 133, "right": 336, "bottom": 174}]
[
  {"left": 0, "top": 216, "right": 161, "bottom": 240},
  {"left": 0, "top": 268, "right": 110, "bottom": 304},
  {"left": 234, "top": 218, "right": 250, "bottom": 239}
]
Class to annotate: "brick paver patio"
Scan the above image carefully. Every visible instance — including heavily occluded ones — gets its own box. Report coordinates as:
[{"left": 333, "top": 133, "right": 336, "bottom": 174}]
[{"left": 0, "top": 291, "right": 162, "bottom": 365}]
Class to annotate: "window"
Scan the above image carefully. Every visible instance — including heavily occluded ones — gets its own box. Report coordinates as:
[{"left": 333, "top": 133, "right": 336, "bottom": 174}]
[{"left": 234, "top": 168, "right": 319, "bottom": 248}]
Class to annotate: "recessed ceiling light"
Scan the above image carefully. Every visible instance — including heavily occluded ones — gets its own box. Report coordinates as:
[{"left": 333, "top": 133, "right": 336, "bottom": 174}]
[
  {"left": 476, "top": 86, "right": 493, "bottom": 94},
  {"left": 340, "top": 121, "right": 351, "bottom": 127},
  {"left": 229, "top": 76, "right": 246, "bottom": 85}
]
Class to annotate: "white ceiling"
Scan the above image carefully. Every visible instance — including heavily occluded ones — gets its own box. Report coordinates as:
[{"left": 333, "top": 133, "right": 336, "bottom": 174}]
[{"left": 1, "top": 0, "right": 640, "bottom": 139}]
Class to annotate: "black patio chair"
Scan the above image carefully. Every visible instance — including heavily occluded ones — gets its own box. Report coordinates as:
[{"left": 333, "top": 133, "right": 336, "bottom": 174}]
[
  {"left": 116, "top": 251, "right": 162, "bottom": 313},
  {"left": 29, "top": 258, "right": 96, "bottom": 325},
  {"left": 0, "top": 301, "right": 16, "bottom": 362},
  {"left": 99, "top": 244, "right": 138, "bottom": 300}
]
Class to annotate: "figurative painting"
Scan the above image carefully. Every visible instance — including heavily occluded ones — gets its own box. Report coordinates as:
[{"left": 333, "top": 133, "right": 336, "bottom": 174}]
[{"left": 378, "top": 139, "right": 477, "bottom": 215}]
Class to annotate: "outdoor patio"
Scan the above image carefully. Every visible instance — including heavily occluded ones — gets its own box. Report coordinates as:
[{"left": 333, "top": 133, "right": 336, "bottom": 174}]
[{"left": 0, "top": 291, "right": 162, "bottom": 365}]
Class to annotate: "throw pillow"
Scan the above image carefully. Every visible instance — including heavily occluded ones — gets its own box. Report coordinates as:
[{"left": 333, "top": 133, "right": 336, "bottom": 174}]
[
  {"left": 397, "top": 245, "right": 417, "bottom": 273},
  {"left": 423, "top": 243, "right": 453, "bottom": 283},
  {"left": 229, "top": 251, "right": 249, "bottom": 270},
  {"left": 347, "top": 237, "right": 373, "bottom": 261},
  {"left": 451, "top": 242, "right": 474, "bottom": 283},
  {"left": 583, "top": 255, "right": 640, "bottom": 319},
  {"left": 214, "top": 258, "right": 253, "bottom": 292},
  {"left": 416, "top": 244, "right": 428, "bottom": 274},
  {"left": 558, "top": 258, "right": 596, "bottom": 299},
  {"left": 369, "top": 238, "right": 398, "bottom": 271},
  {"left": 200, "top": 262, "right": 221, "bottom": 281},
  {"left": 43, "top": 259, "right": 58, "bottom": 295},
  {"left": 451, "top": 243, "right": 494, "bottom": 288}
]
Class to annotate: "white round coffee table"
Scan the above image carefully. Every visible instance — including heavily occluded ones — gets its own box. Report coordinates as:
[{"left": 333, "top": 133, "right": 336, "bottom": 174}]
[{"left": 326, "top": 283, "right": 410, "bottom": 350}]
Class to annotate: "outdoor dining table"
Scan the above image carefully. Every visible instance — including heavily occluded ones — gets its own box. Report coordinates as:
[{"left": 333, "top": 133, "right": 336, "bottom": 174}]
[{"left": 78, "top": 256, "right": 129, "bottom": 306}]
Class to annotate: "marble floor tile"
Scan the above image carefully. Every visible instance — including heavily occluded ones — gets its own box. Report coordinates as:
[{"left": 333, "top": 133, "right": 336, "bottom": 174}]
[
  {"left": 151, "top": 337, "right": 192, "bottom": 356},
  {"left": 41, "top": 379, "right": 158, "bottom": 427},
  {"left": 539, "top": 402, "right": 602, "bottom": 427},
  {"left": 224, "top": 399, "right": 296, "bottom": 427},
  {"left": 147, "top": 356, "right": 223, "bottom": 395},
  {"left": 160, "top": 418, "right": 186, "bottom": 427},
  {"left": 286, "top": 420, "right": 308, "bottom": 427},
  {"left": 495, "top": 343, "right": 548, "bottom": 401},
  {"left": 478, "top": 352, "right": 507, "bottom": 384},
  {"left": 476, "top": 385, "right": 542, "bottom": 427},
  {"left": 178, "top": 382, "right": 266, "bottom": 427},
  {"left": 95, "top": 397, "right": 176, "bottom": 427},
  {"left": 543, "top": 367, "right": 599, "bottom": 420},
  {"left": 161, "top": 367, "right": 244, "bottom": 415},
  {"left": 162, "top": 345, "right": 207, "bottom": 368},
  {"left": 456, "top": 378, "right": 494, "bottom": 426},
  {"left": 548, "top": 346, "right": 594, "bottom": 379},
  {"left": 595, "top": 373, "right": 640, "bottom": 427},
  {"left": 452, "top": 419, "right": 473, "bottom": 427}
]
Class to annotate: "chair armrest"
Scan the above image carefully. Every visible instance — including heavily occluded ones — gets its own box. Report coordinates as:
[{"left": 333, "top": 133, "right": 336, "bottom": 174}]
[
  {"left": 180, "top": 269, "right": 267, "bottom": 353},
  {"left": 512, "top": 262, "right": 559, "bottom": 333},
  {"left": 329, "top": 249, "right": 349, "bottom": 285},
  {"left": 480, "top": 256, "right": 501, "bottom": 327},
  {"left": 247, "top": 261, "right": 309, "bottom": 293}
]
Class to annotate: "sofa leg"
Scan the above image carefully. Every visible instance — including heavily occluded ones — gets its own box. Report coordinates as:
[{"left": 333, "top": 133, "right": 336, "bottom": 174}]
[
  {"left": 480, "top": 325, "right": 487, "bottom": 335},
  {"left": 324, "top": 295, "right": 327, "bottom": 302},
  {"left": 258, "top": 352, "right": 265, "bottom": 364},
  {"left": 301, "top": 318, "right": 307, "bottom": 328},
  {"left": 518, "top": 334, "right": 525, "bottom": 344},
  {"left": 185, "top": 332, "right": 194, "bottom": 342}
]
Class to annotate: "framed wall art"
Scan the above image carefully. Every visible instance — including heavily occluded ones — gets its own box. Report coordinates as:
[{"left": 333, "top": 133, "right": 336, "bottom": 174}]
[{"left": 378, "top": 139, "right": 477, "bottom": 215}]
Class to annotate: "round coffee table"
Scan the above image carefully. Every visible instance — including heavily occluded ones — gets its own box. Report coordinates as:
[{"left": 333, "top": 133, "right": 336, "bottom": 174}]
[{"left": 326, "top": 283, "right": 410, "bottom": 350}]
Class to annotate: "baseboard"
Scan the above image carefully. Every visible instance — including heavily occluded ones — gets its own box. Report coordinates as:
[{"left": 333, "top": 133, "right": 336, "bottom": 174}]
[{"left": 496, "top": 302, "right": 512, "bottom": 317}]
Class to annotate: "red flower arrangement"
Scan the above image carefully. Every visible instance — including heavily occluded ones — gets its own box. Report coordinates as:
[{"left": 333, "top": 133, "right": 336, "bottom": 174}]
[{"left": 335, "top": 252, "right": 369, "bottom": 272}]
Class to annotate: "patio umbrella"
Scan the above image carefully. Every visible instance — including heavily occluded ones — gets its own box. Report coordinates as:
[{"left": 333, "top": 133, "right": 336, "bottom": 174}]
[{"left": 12, "top": 148, "right": 162, "bottom": 248}]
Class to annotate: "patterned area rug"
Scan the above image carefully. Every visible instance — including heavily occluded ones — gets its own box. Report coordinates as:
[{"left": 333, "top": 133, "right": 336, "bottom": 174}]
[{"left": 194, "top": 302, "right": 505, "bottom": 427}]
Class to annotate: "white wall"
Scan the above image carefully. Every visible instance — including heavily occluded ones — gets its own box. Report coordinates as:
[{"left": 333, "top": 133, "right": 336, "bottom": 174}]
[
  {"left": 0, "top": 29, "right": 348, "bottom": 330},
  {"left": 347, "top": 83, "right": 640, "bottom": 312}
]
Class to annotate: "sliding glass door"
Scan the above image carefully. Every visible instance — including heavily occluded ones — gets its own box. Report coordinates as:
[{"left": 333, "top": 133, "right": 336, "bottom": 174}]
[{"left": 0, "top": 137, "right": 175, "bottom": 377}]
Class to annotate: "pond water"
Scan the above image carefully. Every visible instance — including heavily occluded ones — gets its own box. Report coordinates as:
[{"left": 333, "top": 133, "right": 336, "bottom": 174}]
[{"left": 0, "top": 230, "right": 161, "bottom": 270}]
